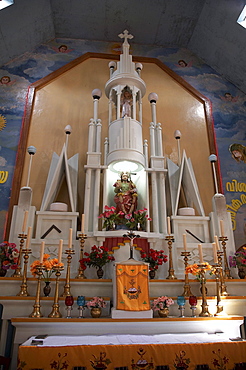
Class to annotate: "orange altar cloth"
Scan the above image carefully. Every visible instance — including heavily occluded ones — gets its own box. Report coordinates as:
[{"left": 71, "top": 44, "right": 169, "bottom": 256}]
[{"left": 17, "top": 336, "right": 246, "bottom": 369}]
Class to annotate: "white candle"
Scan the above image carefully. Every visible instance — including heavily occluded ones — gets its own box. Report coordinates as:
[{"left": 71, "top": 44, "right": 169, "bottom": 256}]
[
  {"left": 40, "top": 241, "right": 45, "bottom": 263},
  {"left": 68, "top": 228, "right": 73, "bottom": 249},
  {"left": 212, "top": 242, "right": 218, "bottom": 263},
  {"left": 81, "top": 214, "right": 85, "bottom": 234},
  {"left": 167, "top": 216, "right": 171, "bottom": 235},
  {"left": 22, "top": 210, "right": 28, "bottom": 233},
  {"left": 220, "top": 220, "right": 225, "bottom": 237},
  {"left": 183, "top": 233, "right": 187, "bottom": 251},
  {"left": 214, "top": 235, "right": 220, "bottom": 250},
  {"left": 26, "top": 226, "right": 32, "bottom": 249},
  {"left": 198, "top": 244, "right": 204, "bottom": 263},
  {"left": 58, "top": 239, "right": 63, "bottom": 263}
]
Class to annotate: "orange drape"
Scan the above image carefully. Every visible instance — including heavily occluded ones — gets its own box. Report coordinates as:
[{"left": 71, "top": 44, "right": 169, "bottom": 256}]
[
  {"left": 18, "top": 341, "right": 246, "bottom": 369},
  {"left": 116, "top": 263, "right": 150, "bottom": 311}
]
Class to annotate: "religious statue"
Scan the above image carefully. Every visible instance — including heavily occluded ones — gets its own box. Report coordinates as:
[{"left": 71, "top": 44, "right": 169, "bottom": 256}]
[
  {"left": 121, "top": 89, "right": 133, "bottom": 117},
  {"left": 113, "top": 172, "right": 138, "bottom": 215}
]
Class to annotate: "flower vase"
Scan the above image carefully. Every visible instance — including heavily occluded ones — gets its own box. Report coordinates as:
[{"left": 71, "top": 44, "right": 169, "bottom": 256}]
[
  {"left": 43, "top": 281, "right": 51, "bottom": 297},
  {"left": 158, "top": 308, "right": 169, "bottom": 318},
  {"left": 149, "top": 270, "right": 156, "bottom": 279},
  {"left": 97, "top": 267, "right": 104, "bottom": 279},
  {"left": 238, "top": 268, "right": 246, "bottom": 279},
  {"left": 91, "top": 307, "right": 102, "bottom": 318},
  {"left": 0, "top": 268, "right": 7, "bottom": 277}
]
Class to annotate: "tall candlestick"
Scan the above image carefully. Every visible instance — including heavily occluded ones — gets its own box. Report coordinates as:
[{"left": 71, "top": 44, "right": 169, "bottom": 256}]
[
  {"left": 220, "top": 220, "right": 225, "bottom": 237},
  {"left": 183, "top": 233, "right": 187, "bottom": 251},
  {"left": 214, "top": 235, "right": 220, "bottom": 250},
  {"left": 40, "top": 241, "right": 45, "bottom": 263},
  {"left": 22, "top": 210, "right": 28, "bottom": 233},
  {"left": 26, "top": 227, "right": 32, "bottom": 249},
  {"left": 212, "top": 242, "right": 218, "bottom": 263},
  {"left": 68, "top": 228, "right": 73, "bottom": 249},
  {"left": 58, "top": 239, "right": 63, "bottom": 263},
  {"left": 81, "top": 214, "right": 85, "bottom": 234},
  {"left": 198, "top": 244, "right": 204, "bottom": 263},
  {"left": 167, "top": 216, "right": 171, "bottom": 235}
]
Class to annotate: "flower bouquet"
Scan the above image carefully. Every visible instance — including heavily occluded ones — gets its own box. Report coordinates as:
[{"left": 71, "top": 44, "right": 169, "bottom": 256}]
[
  {"left": 229, "top": 246, "right": 246, "bottom": 278},
  {"left": 98, "top": 205, "right": 124, "bottom": 230},
  {"left": 124, "top": 208, "right": 152, "bottom": 230},
  {"left": 30, "top": 253, "right": 64, "bottom": 282},
  {"left": 0, "top": 241, "right": 19, "bottom": 273},
  {"left": 80, "top": 245, "right": 115, "bottom": 270},
  {"left": 140, "top": 248, "right": 168, "bottom": 271},
  {"left": 185, "top": 262, "right": 213, "bottom": 283},
  {"left": 152, "top": 296, "right": 174, "bottom": 311}
]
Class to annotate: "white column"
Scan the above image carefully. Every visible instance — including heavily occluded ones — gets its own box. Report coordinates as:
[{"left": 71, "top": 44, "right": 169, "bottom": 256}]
[
  {"left": 132, "top": 91, "right": 136, "bottom": 120},
  {"left": 150, "top": 101, "right": 157, "bottom": 125},
  {"left": 139, "top": 91, "right": 143, "bottom": 124},
  {"left": 151, "top": 171, "right": 159, "bottom": 233},
  {"left": 88, "top": 119, "right": 95, "bottom": 152},
  {"left": 84, "top": 168, "right": 92, "bottom": 232},
  {"left": 117, "top": 92, "right": 121, "bottom": 119},
  {"left": 149, "top": 122, "right": 156, "bottom": 157},
  {"left": 143, "top": 139, "right": 149, "bottom": 168},
  {"left": 93, "top": 168, "right": 101, "bottom": 232},
  {"left": 96, "top": 119, "right": 102, "bottom": 153},
  {"left": 104, "top": 137, "right": 109, "bottom": 165},
  {"left": 157, "top": 122, "right": 163, "bottom": 156},
  {"left": 159, "top": 171, "right": 167, "bottom": 234}
]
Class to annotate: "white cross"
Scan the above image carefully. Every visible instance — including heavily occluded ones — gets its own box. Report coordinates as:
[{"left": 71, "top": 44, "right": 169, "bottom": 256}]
[{"left": 118, "top": 30, "right": 134, "bottom": 44}]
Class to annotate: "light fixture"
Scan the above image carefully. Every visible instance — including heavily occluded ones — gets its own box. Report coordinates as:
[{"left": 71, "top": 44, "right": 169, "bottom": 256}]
[
  {"left": 110, "top": 160, "right": 142, "bottom": 173},
  {"left": 0, "top": 0, "right": 14, "bottom": 10}
]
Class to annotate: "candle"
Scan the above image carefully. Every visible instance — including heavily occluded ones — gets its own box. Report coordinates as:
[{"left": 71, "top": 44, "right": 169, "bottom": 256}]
[
  {"left": 167, "top": 216, "right": 171, "bottom": 235},
  {"left": 198, "top": 244, "right": 204, "bottom": 263},
  {"left": 68, "top": 228, "right": 73, "bottom": 249},
  {"left": 26, "top": 226, "right": 32, "bottom": 249},
  {"left": 40, "top": 241, "right": 45, "bottom": 263},
  {"left": 183, "top": 233, "right": 187, "bottom": 251},
  {"left": 220, "top": 220, "right": 225, "bottom": 237},
  {"left": 81, "top": 214, "right": 85, "bottom": 234},
  {"left": 58, "top": 239, "right": 63, "bottom": 263},
  {"left": 22, "top": 210, "right": 28, "bottom": 233},
  {"left": 212, "top": 242, "right": 218, "bottom": 263},
  {"left": 214, "top": 235, "right": 220, "bottom": 250}
]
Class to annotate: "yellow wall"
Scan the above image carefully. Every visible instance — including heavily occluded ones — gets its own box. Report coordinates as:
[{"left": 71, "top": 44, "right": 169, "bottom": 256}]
[{"left": 21, "top": 57, "right": 214, "bottom": 216}]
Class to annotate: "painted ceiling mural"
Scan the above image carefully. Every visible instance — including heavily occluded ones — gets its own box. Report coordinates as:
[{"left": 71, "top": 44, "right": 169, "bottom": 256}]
[{"left": 0, "top": 38, "right": 245, "bottom": 247}]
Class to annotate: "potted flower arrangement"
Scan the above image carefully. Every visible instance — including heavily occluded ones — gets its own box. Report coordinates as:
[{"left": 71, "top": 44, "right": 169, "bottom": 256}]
[
  {"left": 80, "top": 245, "right": 115, "bottom": 279},
  {"left": 30, "top": 254, "right": 64, "bottom": 296},
  {"left": 0, "top": 241, "right": 19, "bottom": 276},
  {"left": 152, "top": 296, "right": 174, "bottom": 317},
  {"left": 86, "top": 296, "right": 106, "bottom": 318},
  {"left": 98, "top": 205, "right": 124, "bottom": 230},
  {"left": 124, "top": 208, "right": 152, "bottom": 230},
  {"left": 229, "top": 246, "right": 246, "bottom": 279},
  {"left": 140, "top": 248, "right": 168, "bottom": 279}
]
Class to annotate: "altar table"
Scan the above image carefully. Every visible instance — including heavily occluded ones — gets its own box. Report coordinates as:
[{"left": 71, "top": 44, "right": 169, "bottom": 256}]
[{"left": 17, "top": 333, "right": 246, "bottom": 369}]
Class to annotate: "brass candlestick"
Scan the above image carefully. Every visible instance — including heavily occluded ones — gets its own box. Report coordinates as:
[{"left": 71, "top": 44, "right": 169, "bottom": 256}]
[
  {"left": 75, "top": 233, "right": 87, "bottom": 279},
  {"left": 165, "top": 235, "right": 177, "bottom": 279},
  {"left": 217, "top": 250, "right": 228, "bottom": 296},
  {"left": 61, "top": 248, "right": 75, "bottom": 297},
  {"left": 198, "top": 263, "right": 212, "bottom": 317},
  {"left": 48, "top": 265, "right": 64, "bottom": 318},
  {"left": 29, "top": 264, "right": 43, "bottom": 317},
  {"left": 181, "top": 251, "right": 193, "bottom": 296},
  {"left": 212, "top": 264, "right": 223, "bottom": 316},
  {"left": 219, "top": 236, "right": 232, "bottom": 279},
  {"left": 16, "top": 246, "right": 32, "bottom": 296},
  {"left": 12, "top": 233, "right": 27, "bottom": 277}
]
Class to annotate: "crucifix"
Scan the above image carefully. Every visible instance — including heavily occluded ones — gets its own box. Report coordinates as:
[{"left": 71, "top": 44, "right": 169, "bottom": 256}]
[
  {"left": 118, "top": 29, "right": 133, "bottom": 44},
  {"left": 123, "top": 230, "right": 140, "bottom": 259}
]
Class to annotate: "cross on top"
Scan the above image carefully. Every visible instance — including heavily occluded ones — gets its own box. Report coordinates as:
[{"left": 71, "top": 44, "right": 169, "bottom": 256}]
[{"left": 118, "top": 30, "right": 134, "bottom": 44}]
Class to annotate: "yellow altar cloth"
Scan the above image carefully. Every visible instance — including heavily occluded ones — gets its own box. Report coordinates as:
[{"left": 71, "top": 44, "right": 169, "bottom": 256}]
[
  {"left": 18, "top": 339, "right": 246, "bottom": 369},
  {"left": 116, "top": 263, "right": 150, "bottom": 311}
]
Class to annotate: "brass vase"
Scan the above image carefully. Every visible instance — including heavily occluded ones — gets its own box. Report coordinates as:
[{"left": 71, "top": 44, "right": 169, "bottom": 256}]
[
  {"left": 158, "top": 308, "right": 169, "bottom": 318},
  {"left": 91, "top": 307, "right": 102, "bottom": 318}
]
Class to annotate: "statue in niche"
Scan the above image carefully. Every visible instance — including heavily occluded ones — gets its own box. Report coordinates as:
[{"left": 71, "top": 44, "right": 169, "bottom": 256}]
[
  {"left": 113, "top": 172, "right": 138, "bottom": 215},
  {"left": 121, "top": 88, "right": 133, "bottom": 117}
]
